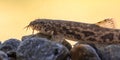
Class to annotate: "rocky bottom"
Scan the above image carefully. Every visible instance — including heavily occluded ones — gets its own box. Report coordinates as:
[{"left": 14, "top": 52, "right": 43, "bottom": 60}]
[{"left": 0, "top": 35, "right": 120, "bottom": 60}]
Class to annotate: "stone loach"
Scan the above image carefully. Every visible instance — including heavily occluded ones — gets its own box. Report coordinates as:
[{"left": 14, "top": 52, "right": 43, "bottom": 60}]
[
  {"left": 0, "top": 18, "right": 120, "bottom": 60},
  {"left": 26, "top": 19, "right": 120, "bottom": 44}
]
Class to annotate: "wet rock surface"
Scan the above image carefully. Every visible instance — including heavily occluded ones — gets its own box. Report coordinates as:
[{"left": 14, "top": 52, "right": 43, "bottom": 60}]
[
  {"left": 72, "top": 42, "right": 120, "bottom": 60},
  {"left": 22, "top": 33, "right": 72, "bottom": 50},
  {"left": 0, "top": 38, "right": 20, "bottom": 53},
  {"left": 0, "top": 37, "right": 70, "bottom": 60},
  {"left": 70, "top": 44, "right": 101, "bottom": 60},
  {"left": 102, "top": 45, "right": 120, "bottom": 60},
  {"left": 16, "top": 37, "right": 70, "bottom": 60},
  {"left": 0, "top": 51, "right": 8, "bottom": 60},
  {"left": 1, "top": 36, "right": 120, "bottom": 60}
]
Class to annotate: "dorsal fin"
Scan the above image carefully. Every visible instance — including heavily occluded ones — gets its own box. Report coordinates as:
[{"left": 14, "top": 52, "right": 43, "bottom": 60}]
[{"left": 95, "top": 18, "right": 116, "bottom": 29}]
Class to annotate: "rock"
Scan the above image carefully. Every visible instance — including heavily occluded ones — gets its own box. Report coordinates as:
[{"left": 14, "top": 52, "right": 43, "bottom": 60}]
[
  {"left": 0, "top": 38, "right": 20, "bottom": 53},
  {"left": 22, "top": 34, "right": 40, "bottom": 41},
  {"left": 15, "top": 37, "right": 70, "bottom": 60},
  {"left": 50, "top": 35, "right": 72, "bottom": 50},
  {"left": 7, "top": 51, "right": 17, "bottom": 60},
  {"left": 22, "top": 33, "right": 72, "bottom": 50},
  {"left": 0, "top": 51, "right": 8, "bottom": 60},
  {"left": 70, "top": 44, "right": 101, "bottom": 60},
  {"left": 103, "top": 45, "right": 120, "bottom": 60}
]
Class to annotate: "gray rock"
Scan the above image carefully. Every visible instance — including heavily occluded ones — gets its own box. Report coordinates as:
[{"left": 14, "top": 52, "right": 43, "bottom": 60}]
[
  {"left": 0, "top": 38, "right": 20, "bottom": 53},
  {"left": 22, "top": 33, "right": 72, "bottom": 50},
  {"left": 16, "top": 37, "right": 70, "bottom": 60},
  {"left": 70, "top": 44, "right": 101, "bottom": 60},
  {"left": 21, "top": 34, "right": 41, "bottom": 41},
  {"left": 74, "top": 42, "right": 120, "bottom": 60},
  {"left": 0, "top": 51, "right": 8, "bottom": 60},
  {"left": 103, "top": 45, "right": 120, "bottom": 60}
]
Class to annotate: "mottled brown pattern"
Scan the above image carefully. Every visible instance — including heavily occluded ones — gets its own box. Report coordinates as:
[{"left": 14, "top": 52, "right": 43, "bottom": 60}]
[
  {"left": 81, "top": 31, "right": 95, "bottom": 37},
  {"left": 26, "top": 19, "right": 120, "bottom": 44},
  {"left": 118, "top": 34, "right": 120, "bottom": 40},
  {"left": 101, "top": 33, "right": 114, "bottom": 41},
  {"left": 87, "top": 38, "right": 96, "bottom": 41}
]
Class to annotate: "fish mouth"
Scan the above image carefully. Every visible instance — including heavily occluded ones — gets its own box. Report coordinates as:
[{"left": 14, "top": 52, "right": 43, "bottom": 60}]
[
  {"left": 25, "top": 19, "right": 44, "bottom": 33},
  {"left": 25, "top": 19, "right": 54, "bottom": 35},
  {"left": 25, "top": 24, "right": 53, "bottom": 35},
  {"left": 25, "top": 24, "right": 43, "bottom": 34}
]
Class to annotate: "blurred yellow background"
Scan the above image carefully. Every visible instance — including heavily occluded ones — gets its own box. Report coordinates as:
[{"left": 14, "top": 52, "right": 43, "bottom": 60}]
[{"left": 0, "top": 0, "right": 120, "bottom": 41}]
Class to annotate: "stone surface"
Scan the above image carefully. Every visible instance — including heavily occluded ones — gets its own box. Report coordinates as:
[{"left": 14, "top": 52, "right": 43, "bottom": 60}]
[
  {"left": 0, "top": 51, "right": 8, "bottom": 60},
  {"left": 70, "top": 44, "right": 101, "bottom": 60},
  {"left": 16, "top": 37, "right": 70, "bottom": 60},
  {"left": 22, "top": 33, "right": 72, "bottom": 50},
  {"left": 102, "top": 45, "right": 120, "bottom": 60},
  {"left": 0, "top": 38, "right": 20, "bottom": 53},
  {"left": 73, "top": 42, "right": 120, "bottom": 60}
]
